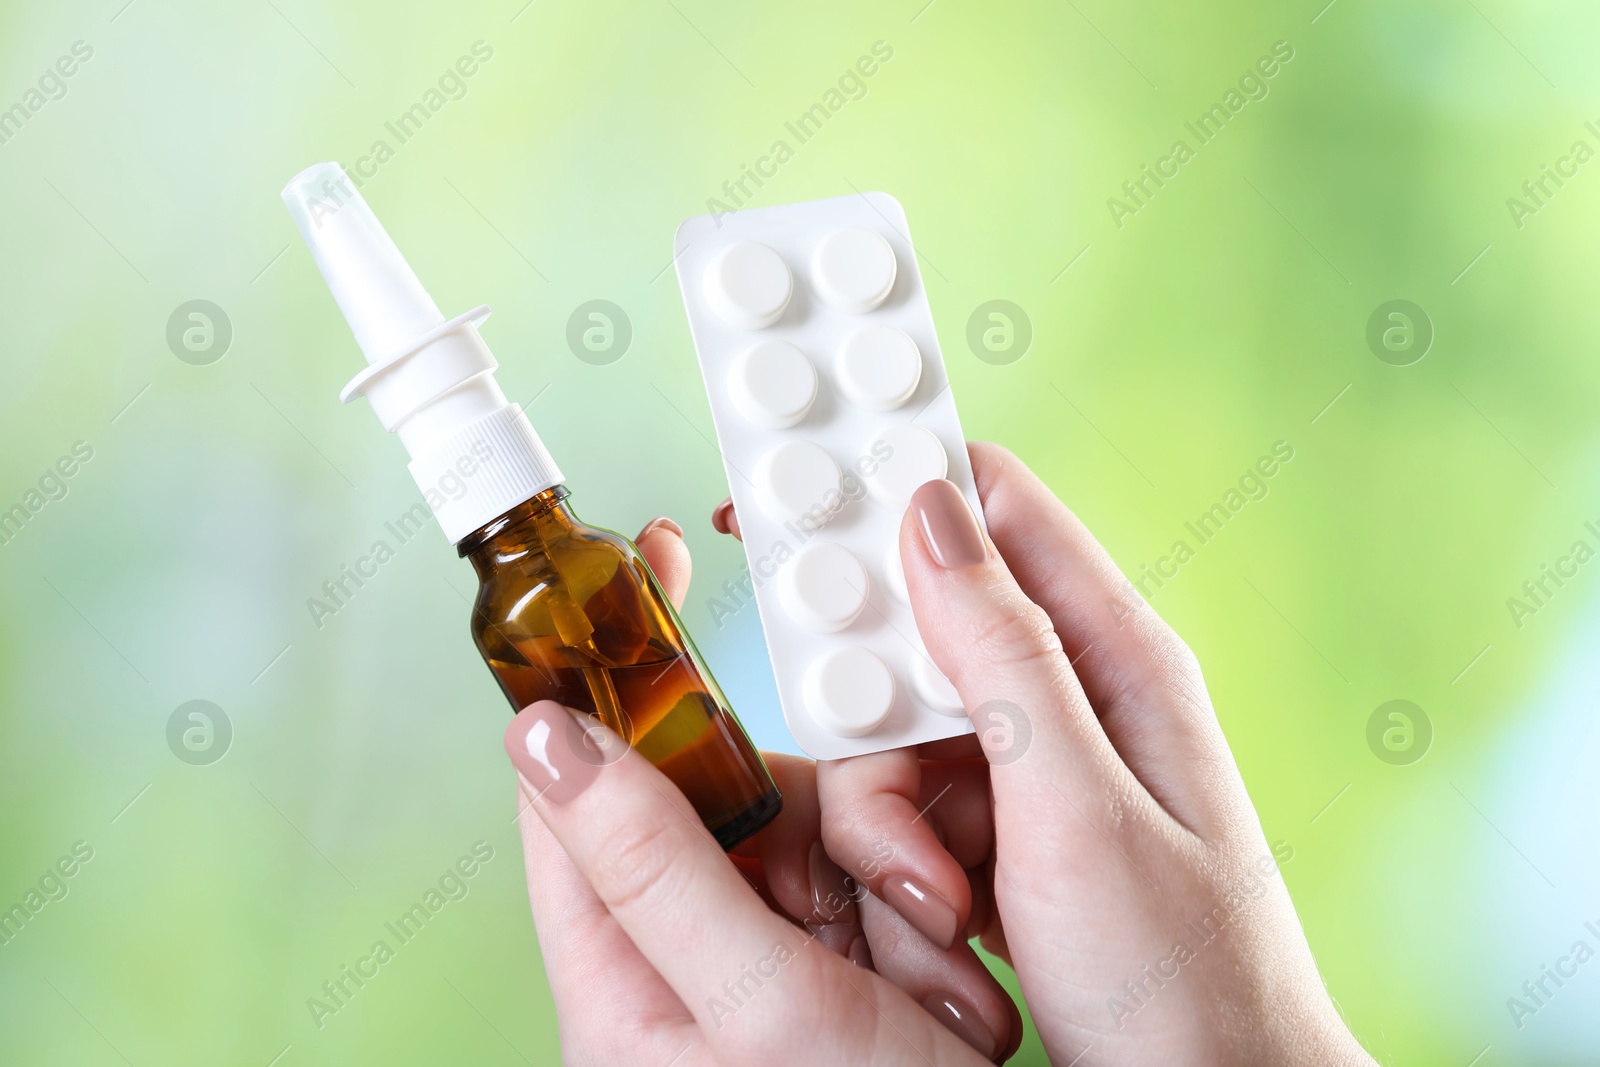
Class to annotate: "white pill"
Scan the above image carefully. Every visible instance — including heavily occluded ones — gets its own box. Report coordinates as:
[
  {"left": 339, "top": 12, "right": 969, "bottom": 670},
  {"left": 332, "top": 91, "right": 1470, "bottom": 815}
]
[
  {"left": 778, "top": 541, "right": 869, "bottom": 632},
  {"left": 804, "top": 646, "right": 894, "bottom": 736},
  {"left": 753, "top": 440, "right": 843, "bottom": 527},
  {"left": 910, "top": 652, "right": 964, "bottom": 716},
  {"left": 862, "top": 424, "right": 948, "bottom": 512},
  {"left": 835, "top": 326, "right": 922, "bottom": 412},
  {"left": 884, "top": 537, "right": 909, "bottom": 602},
  {"left": 811, "top": 226, "right": 897, "bottom": 313},
  {"left": 727, "top": 340, "right": 816, "bottom": 429},
  {"left": 704, "top": 241, "right": 793, "bottom": 329}
]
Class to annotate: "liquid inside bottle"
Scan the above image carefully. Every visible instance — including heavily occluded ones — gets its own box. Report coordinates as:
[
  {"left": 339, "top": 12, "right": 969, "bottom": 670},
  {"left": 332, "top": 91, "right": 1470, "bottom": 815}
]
[{"left": 461, "top": 485, "right": 781, "bottom": 849}]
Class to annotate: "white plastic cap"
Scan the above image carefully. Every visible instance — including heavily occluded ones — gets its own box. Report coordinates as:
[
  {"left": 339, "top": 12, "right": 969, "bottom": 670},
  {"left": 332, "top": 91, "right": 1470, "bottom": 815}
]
[{"left": 282, "top": 162, "right": 562, "bottom": 543}]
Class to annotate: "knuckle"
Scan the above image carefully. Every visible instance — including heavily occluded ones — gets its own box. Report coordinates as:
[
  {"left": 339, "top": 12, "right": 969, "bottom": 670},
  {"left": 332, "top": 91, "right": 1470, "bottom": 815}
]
[
  {"left": 586, "top": 818, "right": 698, "bottom": 915},
  {"left": 965, "top": 586, "right": 1064, "bottom": 670},
  {"left": 1166, "top": 637, "right": 1205, "bottom": 688},
  {"left": 1131, "top": 611, "right": 1193, "bottom": 672},
  {"left": 968, "top": 441, "right": 1020, "bottom": 511},
  {"left": 1112, "top": 606, "right": 1210, "bottom": 706},
  {"left": 1143, "top": 624, "right": 1211, "bottom": 707}
]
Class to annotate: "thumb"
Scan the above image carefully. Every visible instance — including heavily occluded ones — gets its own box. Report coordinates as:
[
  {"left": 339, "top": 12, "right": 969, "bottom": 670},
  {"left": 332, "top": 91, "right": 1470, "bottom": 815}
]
[
  {"left": 503, "top": 701, "right": 978, "bottom": 1065},
  {"left": 901, "top": 479, "right": 1126, "bottom": 799}
]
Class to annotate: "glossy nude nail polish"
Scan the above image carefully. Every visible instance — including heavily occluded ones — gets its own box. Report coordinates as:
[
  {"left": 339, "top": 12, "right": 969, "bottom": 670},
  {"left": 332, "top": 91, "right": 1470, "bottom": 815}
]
[
  {"left": 923, "top": 993, "right": 998, "bottom": 1060},
  {"left": 883, "top": 874, "right": 959, "bottom": 950},
  {"left": 910, "top": 479, "right": 988, "bottom": 569},
  {"left": 504, "top": 701, "right": 600, "bottom": 806}
]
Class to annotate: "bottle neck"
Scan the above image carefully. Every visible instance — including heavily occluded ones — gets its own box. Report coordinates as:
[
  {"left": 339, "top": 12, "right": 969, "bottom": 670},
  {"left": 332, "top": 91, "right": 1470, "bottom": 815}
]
[{"left": 458, "top": 484, "right": 577, "bottom": 574}]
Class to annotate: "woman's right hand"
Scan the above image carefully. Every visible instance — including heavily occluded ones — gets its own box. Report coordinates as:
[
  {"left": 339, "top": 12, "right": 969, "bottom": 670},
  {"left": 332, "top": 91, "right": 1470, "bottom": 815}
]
[{"left": 717, "top": 442, "right": 1377, "bottom": 1066}]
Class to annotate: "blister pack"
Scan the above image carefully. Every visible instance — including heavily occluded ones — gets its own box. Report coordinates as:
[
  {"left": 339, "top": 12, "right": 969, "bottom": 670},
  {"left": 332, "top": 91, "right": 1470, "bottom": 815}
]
[{"left": 674, "top": 192, "right": 984, "bottom": 759}]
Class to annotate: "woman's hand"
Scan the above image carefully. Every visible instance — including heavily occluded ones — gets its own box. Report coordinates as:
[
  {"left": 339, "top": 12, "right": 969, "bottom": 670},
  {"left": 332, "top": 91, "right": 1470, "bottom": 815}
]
[
  {"left": 717, "top": 443, "right": 1377, "bottom": 1066},
  {"left": 501, "top": 519, "right": 1022, "bottom": 1064}
]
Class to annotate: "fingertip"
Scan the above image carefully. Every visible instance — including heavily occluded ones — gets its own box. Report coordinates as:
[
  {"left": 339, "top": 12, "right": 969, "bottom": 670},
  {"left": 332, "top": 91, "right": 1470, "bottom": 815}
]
[
  {"left": 907, "top": 479, "right": 988, "bottom": 570},
  {"left": 816, "top": 753, "right": 972, "bottom": 951},
  {"left": 636, "top": 516, "right": 692, "bottom": 609},
  {"left": 858, "top": 893, "right": 1015, "bottom": 1062},
  {"left": 923, "top": 993, "right": 999, "bottom": 1060},
  {"left": 636, "top": 516, "right": 684, "bottom": 541},
  {"left": 711, "top": 497, "right": 742, "bottom": 541},
  {"left": 810, "top": 921, "right": 859, "bottom": 958},
  {"left": 503, "top": 700, "right": 608, "bottom": 807},
  {"left": 808, "top": 839, "right": 860, "bottom": 927},
  {"left": 848, "top": 932, "right": 873, "bottom": 970},
  {"left": 882, "top": 874, "right": 960, "bottom": 951},
  {"left": 503, "top": 699, "right": 559, "bottom": 760},
  {"left": 1000, "top": 996, "right": 1026, "bottom": 1062}
]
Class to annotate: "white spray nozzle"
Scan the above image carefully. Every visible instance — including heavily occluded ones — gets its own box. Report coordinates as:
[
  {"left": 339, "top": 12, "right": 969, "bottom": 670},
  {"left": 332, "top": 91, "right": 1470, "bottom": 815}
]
[
  {"left": 281, "top": 162, "right": 563, "bottom": 543},
  {"left": 282, "top": 162, "right": 502, "bottom": 449},
  {"left": 282, "top": 161, "right": 446, "bottom": 363}
]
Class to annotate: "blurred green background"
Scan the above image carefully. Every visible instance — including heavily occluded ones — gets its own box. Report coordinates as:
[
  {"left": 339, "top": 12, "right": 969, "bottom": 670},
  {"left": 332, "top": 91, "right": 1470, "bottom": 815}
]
[{"left": 2, "top": 0, "right": 1598, "bottom": 1063}]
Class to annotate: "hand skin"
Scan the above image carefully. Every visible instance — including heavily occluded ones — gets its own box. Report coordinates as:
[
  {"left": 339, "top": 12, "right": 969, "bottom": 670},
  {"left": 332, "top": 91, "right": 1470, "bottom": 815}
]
[
  {"left": 712, "top": 443, "right": 1380, "bottom": 1067},
  {"left": 503, "top": 517, "right": 1021, "bottom": 1065}
]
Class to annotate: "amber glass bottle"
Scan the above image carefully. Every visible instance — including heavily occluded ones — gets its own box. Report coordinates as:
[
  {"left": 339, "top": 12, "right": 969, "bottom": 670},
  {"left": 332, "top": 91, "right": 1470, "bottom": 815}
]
[
  {"left": 281, "top": 165, "right": 777, "bottom": 847},
  {"left": 460, "top": 485, "right": 781, "bottom": 849}
]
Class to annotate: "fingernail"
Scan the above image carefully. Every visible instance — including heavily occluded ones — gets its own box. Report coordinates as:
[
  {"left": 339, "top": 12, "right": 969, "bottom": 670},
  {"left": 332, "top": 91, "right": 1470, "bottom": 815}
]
[
  {"left": 965, "top": 882, "right": 992, "bottom": 940},
  {"left": 810, "top": 921, "right": 857, "bottom": 957},
  {"left": 637, "top": 516, "right": 684, "bottom": 541},
  {"left": 922, "top": 993, "right": 998, "bottom": 1060},
  {"left": 910, "top": 480, "right": 987, "bottom": 569},
  {"left": 503, "top": 700, "right": 601, "bottom": 805},
  {"left": 882, "top": 874, "right": 959, "bottom": 951},
  {"left": 809, "top": 841, "right": 859, "bottom": 925},
  {"left": 847, "top": 934, "right": 873, "bottom": 969},
  {"left": 711, "top": 497, "right": 742, "bottom": 541}
]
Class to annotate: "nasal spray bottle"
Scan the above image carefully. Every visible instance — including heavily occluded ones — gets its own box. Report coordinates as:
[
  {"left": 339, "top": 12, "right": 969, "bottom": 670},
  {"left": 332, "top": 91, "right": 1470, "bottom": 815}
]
[{"left": 282, "top": 163, "right": 782, "bottom": 849}]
